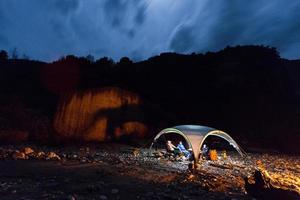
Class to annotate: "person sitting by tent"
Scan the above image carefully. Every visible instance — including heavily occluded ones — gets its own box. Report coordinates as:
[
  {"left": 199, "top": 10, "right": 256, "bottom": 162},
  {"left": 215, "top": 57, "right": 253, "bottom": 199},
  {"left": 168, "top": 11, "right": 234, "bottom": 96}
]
[
  {"left": 201, "top": 144, "right": 209, "bottom": 159},
  {"left": 166, "top": 140, "right": 180, "bottom": 155},
  {"left": 177, "top": 141, "right": 191, "bottom": 158}
]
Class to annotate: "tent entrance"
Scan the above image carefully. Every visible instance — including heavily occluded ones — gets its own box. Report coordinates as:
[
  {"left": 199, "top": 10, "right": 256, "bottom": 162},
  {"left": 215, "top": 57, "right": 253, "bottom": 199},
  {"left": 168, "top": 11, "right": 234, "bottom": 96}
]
[
  {"left": 152, "top": 132, "right": 190, "bottom": 151},
  {"left": 201, "top": 135, "right": 238, "bottom": 152}
]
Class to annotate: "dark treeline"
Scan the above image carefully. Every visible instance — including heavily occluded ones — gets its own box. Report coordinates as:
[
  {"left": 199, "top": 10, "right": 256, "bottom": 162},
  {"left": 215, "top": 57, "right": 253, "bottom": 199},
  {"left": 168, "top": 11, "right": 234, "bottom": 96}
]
[{"left": 0, "top": 45, "right": 299, "bottom": 152}]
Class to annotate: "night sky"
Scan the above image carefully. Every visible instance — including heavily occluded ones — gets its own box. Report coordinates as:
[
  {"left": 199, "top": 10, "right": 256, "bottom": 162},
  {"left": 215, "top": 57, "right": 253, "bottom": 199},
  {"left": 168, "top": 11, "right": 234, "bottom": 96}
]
[{"left": 0, "top": 0, "right": 300, "bottom": 61}]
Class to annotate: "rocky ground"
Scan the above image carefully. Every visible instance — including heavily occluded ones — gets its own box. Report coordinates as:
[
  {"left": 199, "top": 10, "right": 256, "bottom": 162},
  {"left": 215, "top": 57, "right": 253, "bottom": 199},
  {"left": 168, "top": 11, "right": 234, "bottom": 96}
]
[{"left": 0, "top": 144, "right": 299, "bottom": 200}]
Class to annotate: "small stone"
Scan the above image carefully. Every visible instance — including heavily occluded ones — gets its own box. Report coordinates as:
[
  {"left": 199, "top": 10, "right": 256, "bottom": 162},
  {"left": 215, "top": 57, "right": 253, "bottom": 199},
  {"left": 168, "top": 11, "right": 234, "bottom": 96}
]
[
  {"left": 145, "top": 192, "right": 154, "bottom": 197},
  {"left": 133, "top": 149, "right": 140, "bottom": 157},
  {"left": 12, "top": 151, "right": 26, "bottom": 160},
  {"left": 23, "top": 147, "right": 34, "bottom": 155},
  {"left": 187, "top": 174, "right": 195, "bottom": 180},
  {"left": 99, "top": 195, "right": 108, "bottom": 200},
  {"left": 111, "top": 188, "right": 119, "bottom": 194},
  {"left": 68, "top": 195, "right": 76, "bottom": 200},
  {"left": 37, "top": 151, "right": 46, "bottom": 159},
  {"left": 80, "top": 157, "right": 88, "bottom": 163},
  {"left": 46, "top": 152, "right": 61, "bottom": 161},
  {"left": 153, "top": 152, "right": 163, "bottom": 158}
]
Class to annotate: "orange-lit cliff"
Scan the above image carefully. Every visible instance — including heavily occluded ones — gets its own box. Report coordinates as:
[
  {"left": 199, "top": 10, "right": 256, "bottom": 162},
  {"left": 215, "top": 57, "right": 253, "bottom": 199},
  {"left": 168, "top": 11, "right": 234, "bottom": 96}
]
[{"left": 54, "top": 87, "right": 149, "bottom": 142}]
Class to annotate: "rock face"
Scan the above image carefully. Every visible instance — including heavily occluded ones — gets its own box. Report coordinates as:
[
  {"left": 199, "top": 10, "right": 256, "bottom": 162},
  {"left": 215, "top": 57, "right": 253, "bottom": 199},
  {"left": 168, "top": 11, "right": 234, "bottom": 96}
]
[{"left": 54, "top": 87, "right": 149, "bottom": 142}]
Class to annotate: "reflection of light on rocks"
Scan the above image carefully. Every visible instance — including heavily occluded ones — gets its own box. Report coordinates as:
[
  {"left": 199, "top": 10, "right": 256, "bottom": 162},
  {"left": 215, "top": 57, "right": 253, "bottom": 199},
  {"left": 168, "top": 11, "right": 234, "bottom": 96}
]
[
  {"left": 0, "top": 145, "right": 299, "bottom": 198},
  {"left": 257, "top": 160, "right": 300, "bottom": 194}
]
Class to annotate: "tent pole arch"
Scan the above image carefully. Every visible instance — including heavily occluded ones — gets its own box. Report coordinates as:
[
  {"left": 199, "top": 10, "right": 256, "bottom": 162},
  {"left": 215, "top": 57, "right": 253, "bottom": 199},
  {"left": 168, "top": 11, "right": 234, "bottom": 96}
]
[
  {"left": 150, "top": 128, "right": 193, "bottom": 150},
  {"left": 150, "top": 128, "right": 200, "bottom": 162},
  {"left": 198, "top": 130, "right": 246, "bottom": 157}
]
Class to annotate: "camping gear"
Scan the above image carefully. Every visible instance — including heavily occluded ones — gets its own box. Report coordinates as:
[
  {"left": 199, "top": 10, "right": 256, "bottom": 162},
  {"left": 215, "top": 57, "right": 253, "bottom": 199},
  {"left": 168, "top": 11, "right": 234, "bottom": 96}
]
[{"left": 209, "top": 149, "right": 218, "bottom": 161}]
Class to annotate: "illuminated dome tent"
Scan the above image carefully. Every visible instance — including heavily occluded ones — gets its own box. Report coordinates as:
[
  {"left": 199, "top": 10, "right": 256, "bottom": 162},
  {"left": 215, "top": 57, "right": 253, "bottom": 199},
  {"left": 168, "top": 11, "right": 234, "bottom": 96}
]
[{"left": 151, "top": 125, "right": 245, "bottom": 163}]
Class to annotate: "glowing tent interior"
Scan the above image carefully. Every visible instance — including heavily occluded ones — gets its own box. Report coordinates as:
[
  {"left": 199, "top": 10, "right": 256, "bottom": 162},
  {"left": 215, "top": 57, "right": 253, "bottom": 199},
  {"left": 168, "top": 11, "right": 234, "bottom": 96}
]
[{"left": 151, "top": 125, "right": 246, "bottom": 163}]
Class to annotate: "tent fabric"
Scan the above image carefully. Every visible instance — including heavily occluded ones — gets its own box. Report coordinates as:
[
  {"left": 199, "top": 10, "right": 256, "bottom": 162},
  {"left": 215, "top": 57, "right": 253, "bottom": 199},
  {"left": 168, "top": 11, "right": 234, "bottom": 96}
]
[{"left": 152, "top": 125, "right": 245, "bottom": 162}]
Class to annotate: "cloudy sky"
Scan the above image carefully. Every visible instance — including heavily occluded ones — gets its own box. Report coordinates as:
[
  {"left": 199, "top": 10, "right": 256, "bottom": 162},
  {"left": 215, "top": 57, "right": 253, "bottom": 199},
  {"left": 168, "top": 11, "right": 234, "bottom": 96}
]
[{"left": 0, "top": 0, "right": 300, "bottom": 61}]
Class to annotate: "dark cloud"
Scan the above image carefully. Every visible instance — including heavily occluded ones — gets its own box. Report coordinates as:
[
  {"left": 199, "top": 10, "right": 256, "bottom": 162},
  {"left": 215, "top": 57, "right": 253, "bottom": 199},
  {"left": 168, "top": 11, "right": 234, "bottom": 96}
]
[
  {"left": 0, "top": 9, "right": 5, "bottom": 26},
  {"left": 0, "top": 9, "right": 9, "bottom": 45},
  {"left": 170, "top": 25, "right": 195, "bottom": 52},
  {"left": 51, "top": 20, "right": 68, "bottom": 39},
  {"left": 127, "top": 29, "right": 135, "bottom": 39},
  {"left": 103, "top": 0, "right": 147, "bottom": 28},
  {"left": 103, "top": 0, "right": 127, "bottom": 27},
  {"left": 53, "top": 0, "right": 80, "bottom": 15},
  {"left": 169, "top": 1, "right": 300, "bottom": 59},
  {"left": 134, "top": 4, "right": 147, "bottom": 25},
  {"left": 207, "top": 2, "right": 250, "bottom": 49},
  {"left": 0, "top": 34, "right": 9, "bottom": 46}
]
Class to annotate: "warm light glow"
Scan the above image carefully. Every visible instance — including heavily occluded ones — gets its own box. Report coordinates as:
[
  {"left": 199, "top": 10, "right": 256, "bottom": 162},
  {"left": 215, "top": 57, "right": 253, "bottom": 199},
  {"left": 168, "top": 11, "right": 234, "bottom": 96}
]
[
  {"left": 257, "top": 160, "right": 300, "bottom": 195},
  {"left": 54, "top": 87, "right": 147, "bottom": 142}
]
